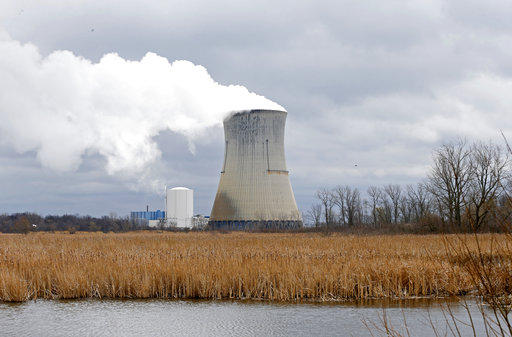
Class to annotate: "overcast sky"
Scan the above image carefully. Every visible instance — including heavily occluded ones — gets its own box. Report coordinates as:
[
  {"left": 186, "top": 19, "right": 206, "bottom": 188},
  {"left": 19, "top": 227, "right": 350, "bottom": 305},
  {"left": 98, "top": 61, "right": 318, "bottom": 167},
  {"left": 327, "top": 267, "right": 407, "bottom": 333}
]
[{"left": 1, "top": 0, "right": 512, "bottom": 217}]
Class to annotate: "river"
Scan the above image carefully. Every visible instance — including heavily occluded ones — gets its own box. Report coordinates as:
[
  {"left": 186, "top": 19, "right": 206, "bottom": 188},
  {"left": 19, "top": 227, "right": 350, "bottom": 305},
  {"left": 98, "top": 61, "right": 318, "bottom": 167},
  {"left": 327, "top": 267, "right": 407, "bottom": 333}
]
[{"left": 0, "top": 298, "right": 490, "bottom": 336}]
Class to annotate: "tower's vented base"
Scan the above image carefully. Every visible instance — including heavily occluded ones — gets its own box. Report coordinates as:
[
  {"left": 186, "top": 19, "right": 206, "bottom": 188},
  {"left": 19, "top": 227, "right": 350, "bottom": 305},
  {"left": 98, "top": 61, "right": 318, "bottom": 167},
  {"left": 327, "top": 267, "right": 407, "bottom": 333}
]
[{"left": 208, "top": 220, "right": 302, "bottom": 230}]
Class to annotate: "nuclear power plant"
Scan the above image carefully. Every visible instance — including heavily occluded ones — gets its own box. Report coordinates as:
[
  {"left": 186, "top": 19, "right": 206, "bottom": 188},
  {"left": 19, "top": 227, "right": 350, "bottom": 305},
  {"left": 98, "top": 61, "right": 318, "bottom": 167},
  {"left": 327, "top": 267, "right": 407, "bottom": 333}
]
[
  {"left": 209, "top": 109, "right": 302, "bottom": 229},
  {"left": 130, "top": 109, "right": 301, "bottom": 230}
]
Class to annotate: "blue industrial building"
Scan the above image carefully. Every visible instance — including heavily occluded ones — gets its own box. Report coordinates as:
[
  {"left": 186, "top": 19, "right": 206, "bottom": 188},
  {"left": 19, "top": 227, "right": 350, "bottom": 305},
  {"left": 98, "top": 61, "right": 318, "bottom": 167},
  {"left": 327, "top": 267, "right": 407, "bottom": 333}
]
[{"left": 130, "top": 210, "right": 165, "bottom": 221}]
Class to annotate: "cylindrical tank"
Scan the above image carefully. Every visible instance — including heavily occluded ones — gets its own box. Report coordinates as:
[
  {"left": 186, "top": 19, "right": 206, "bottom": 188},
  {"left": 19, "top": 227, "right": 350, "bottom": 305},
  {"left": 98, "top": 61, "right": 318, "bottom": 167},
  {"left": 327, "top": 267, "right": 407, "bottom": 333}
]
[
  {"left": 209, "top": 109, "right": 302, "bottom": 229},
  {"left": 166, "top": 187, "right": 193, "bottom": 228}
]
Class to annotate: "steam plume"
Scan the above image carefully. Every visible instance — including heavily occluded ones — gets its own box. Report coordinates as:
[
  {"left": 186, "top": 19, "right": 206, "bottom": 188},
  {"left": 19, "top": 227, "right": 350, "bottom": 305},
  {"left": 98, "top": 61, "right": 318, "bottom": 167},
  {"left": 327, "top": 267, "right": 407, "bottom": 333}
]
[{"left": 0, "top": 31, "right": 284, "bottom": 179}]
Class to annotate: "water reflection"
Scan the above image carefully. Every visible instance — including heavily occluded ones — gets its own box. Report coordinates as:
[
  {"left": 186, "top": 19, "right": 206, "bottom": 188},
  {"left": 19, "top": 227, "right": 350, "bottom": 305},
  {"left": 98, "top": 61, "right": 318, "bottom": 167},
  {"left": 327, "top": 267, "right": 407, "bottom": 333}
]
[{"left": 0, "top": 298, "right": 486, "bottom": 336}]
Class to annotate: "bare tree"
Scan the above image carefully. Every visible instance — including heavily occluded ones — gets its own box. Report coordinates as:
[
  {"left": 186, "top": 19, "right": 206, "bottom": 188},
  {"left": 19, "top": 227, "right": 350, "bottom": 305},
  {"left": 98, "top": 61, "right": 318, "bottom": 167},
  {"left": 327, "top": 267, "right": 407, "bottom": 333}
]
[
  {"left": 13, "top": 216, "right": 31, "bottom": 234},
  {"left": 384, "top": 184, "right": 402, "bottom": 224},
  {"left": 361, "top": 199, "right": 371, "bottom": 226},
  {"left": 306, "top": 204, "right": 323, "bottom": 227},
  {"left": 332, "top": 186, "right": 347, "bottom": 226},
  {"left": 467, "top": 141, "right": 509, "bottom": 230},
  {"left": 378, "top": 193, "right": 393, "bottom": 225},
  {"left": 316, "top": 188, "right": 335, "bottom": 226},
  {"left": 427, "top": 139, "right": 472, "bottom": 228},
  {"left": 407, "top": 183, "right": 431, "bottom": 222},
  {"left": 159, "top": 218, "right": 170, "bottom": 230},
  {"left": 398, "top": 194, "right": 412, "bottom": 223},
  {"left": 367, "top": 186, "right": 383, "bottom": 227},
  {"left": 345, "top": 187, "right": 361, "bottom": 226},
  {"left": 332, "top": 186, "right": 362, "bottom": 227}
]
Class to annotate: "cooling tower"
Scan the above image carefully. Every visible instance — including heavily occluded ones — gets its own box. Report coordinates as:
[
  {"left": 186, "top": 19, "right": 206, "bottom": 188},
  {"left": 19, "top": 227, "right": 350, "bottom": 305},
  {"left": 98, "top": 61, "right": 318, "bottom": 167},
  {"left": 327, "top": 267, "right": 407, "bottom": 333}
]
[{"left": 209, "top": 109, "right": 302, "bottom": 229}]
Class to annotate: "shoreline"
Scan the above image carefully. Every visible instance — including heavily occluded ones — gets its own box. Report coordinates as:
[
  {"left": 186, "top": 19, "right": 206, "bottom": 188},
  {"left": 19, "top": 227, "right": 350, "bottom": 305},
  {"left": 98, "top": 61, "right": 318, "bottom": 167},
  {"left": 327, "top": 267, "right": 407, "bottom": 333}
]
[{"left": 1, "top": 294, "right": 477, "bottom": 307}]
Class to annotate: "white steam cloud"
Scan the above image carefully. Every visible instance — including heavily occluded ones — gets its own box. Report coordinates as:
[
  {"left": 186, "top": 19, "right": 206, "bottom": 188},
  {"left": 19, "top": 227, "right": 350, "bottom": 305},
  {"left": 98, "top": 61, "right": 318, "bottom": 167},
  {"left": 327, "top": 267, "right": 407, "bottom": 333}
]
[{"left": 0, "top": 30, "right": 284, "bottom": 179}]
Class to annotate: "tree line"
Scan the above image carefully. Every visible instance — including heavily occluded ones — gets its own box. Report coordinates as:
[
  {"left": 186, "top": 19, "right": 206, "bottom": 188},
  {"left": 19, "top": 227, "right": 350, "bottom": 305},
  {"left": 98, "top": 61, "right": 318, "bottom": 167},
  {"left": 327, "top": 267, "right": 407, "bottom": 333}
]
[
  {"left": 305, "top": 139, "right": 512, "bottom": 232},
  {"left": 0, "top": 213, "right": 139, "bottom": 233}
]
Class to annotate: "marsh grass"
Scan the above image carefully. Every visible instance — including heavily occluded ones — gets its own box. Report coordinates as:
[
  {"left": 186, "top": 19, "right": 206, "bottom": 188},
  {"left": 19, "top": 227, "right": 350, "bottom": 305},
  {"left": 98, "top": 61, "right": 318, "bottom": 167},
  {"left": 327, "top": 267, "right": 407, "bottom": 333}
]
[{"left": 0, "top": 232, "right": 510, "bottom": 302}]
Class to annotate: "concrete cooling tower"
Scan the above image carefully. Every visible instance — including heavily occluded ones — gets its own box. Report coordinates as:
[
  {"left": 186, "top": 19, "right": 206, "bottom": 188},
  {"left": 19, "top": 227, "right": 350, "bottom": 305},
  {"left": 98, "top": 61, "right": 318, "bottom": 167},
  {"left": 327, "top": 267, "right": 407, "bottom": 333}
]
[{"left": 209, "top": 109, "right": 302, "bottom": 229}]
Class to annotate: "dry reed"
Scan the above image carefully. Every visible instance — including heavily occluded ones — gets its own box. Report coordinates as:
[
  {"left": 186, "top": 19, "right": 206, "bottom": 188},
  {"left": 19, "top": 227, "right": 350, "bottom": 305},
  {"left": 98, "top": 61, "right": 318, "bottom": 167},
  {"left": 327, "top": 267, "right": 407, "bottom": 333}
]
[{"left": 0, "top": 232, "right": 510, "bottom": 302}]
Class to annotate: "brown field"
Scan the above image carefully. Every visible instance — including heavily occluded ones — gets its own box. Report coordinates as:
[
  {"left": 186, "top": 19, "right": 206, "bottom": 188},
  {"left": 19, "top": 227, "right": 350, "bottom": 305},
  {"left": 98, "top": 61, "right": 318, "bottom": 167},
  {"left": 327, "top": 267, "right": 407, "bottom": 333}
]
[{"left": 0, "top": 232, "right": 511, "bottom": 302}]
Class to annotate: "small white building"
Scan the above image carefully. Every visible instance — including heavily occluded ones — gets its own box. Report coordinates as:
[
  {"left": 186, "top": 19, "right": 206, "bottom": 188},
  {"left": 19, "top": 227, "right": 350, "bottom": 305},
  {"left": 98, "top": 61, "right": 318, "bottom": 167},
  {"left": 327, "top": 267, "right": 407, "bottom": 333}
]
[
  {"left": 148, "top": 220, "right": 162, "bottom": 228},
  {"left": 166, "top": 187, "right": 193, "bottom": 228}
]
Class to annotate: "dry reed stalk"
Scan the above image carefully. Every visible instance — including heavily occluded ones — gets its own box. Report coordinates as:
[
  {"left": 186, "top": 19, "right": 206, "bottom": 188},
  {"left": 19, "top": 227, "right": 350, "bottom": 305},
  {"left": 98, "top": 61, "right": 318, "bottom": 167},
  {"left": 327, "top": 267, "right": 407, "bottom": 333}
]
[{"left": 0, "top": 232, "right": 510, "bottom": 302}]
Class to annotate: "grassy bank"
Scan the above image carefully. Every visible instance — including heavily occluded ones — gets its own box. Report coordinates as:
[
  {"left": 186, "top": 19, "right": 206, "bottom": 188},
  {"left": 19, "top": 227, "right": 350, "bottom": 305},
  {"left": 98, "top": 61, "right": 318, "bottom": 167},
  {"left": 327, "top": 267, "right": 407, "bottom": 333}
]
[{"left": 0, "top": 232, "right": 510, "bottom": 302}]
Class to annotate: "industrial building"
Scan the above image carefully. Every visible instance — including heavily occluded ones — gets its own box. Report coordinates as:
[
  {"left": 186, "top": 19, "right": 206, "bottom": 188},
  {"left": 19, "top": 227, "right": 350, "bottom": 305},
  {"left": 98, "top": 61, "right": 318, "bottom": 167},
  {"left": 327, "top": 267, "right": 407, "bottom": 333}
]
[
  {"left": 209, "top": 109, "right": 302, "bottom": 229},
  {"left": 130, "top": 209, "right": 165, "bottom": 221},
  {"left": 130, "top": 209, "right": 165, "bottom": 227},
  {"left": 130, "top": 187, "right": 195, "bottom": 228}
]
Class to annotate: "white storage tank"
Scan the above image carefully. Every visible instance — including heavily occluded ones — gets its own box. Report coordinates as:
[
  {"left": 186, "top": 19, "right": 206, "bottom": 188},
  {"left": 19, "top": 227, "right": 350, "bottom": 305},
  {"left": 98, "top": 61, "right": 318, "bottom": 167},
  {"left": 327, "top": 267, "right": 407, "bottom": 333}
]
[{"left": 166, "top": 187, "right": 193, "bottom": 228}]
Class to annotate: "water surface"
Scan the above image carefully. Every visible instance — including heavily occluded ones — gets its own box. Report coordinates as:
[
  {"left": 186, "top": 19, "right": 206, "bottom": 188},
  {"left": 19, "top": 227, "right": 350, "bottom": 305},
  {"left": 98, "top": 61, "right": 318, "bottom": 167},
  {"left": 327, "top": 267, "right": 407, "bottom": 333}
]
[{"left": 0, "top": 298, "right": 489, "bottom": 336}]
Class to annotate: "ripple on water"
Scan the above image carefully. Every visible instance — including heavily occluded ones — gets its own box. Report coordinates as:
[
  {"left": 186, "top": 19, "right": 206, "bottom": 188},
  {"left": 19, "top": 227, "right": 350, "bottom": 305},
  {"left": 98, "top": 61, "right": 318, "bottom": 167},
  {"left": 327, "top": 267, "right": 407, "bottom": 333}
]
[{"left": 0, "top": 298, "right": 491, "bottom": 337}]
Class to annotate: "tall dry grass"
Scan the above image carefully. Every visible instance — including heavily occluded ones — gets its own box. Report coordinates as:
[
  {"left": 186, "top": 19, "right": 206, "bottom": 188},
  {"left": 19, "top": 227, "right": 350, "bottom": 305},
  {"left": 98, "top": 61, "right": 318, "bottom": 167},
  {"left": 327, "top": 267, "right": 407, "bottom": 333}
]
[{"left": 0, "top": 232, "right": 510, "bottom": 302}]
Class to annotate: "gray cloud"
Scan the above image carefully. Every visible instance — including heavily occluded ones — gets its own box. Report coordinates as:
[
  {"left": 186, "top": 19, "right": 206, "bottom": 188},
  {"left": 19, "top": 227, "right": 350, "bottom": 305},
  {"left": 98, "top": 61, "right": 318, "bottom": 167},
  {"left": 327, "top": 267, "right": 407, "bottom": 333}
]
[{"left": 1, "top": 0, "right": 512, "bottom": 216}]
